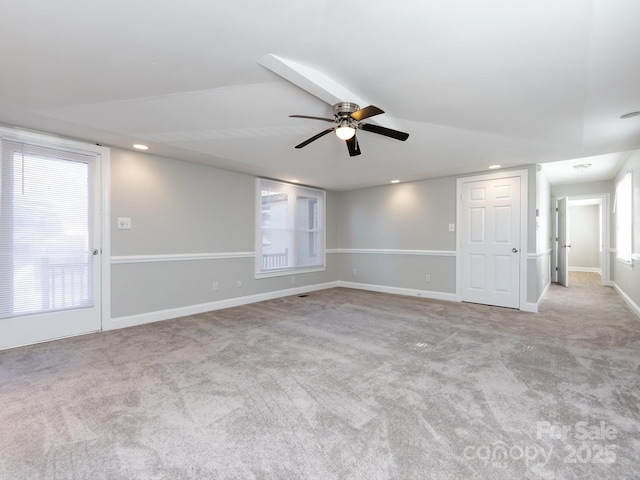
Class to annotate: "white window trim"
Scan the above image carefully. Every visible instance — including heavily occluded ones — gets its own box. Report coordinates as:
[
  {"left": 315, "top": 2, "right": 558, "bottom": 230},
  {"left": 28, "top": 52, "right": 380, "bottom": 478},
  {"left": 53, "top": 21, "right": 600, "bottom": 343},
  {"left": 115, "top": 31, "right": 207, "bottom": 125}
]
[{"left": 255, "top": 178, "right": 326, "bottom": 278}]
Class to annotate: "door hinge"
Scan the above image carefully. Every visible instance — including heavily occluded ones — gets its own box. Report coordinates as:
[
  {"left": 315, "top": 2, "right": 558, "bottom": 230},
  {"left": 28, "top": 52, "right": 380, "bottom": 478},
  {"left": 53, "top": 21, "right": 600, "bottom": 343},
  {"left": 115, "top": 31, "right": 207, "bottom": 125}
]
[
  {"left": 555, "top": 207, "right": 558, "bottom": 212},
  {"left": 555, "top": 267, "right": 558, "bottom": 271}
]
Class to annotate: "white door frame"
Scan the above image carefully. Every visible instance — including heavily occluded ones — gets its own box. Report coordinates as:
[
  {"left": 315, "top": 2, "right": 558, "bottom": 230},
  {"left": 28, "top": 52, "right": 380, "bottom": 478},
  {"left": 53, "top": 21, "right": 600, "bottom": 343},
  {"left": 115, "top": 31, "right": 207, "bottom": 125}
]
[
  {"left": 551, "top": 193, "right": 610, "bottom": 286},
  {"left": 456, "top": 169, "right": 529, "bottom": 310},
  {"left": 0, "top": 126, "right": 110, "bottom": 345}
]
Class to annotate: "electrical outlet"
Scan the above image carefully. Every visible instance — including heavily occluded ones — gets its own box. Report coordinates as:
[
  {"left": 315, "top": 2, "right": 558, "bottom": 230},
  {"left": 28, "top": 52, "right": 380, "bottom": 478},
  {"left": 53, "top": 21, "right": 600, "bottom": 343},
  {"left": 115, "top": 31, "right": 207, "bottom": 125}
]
[
  {"left": 425, "top": 274, "right": 431, "bottom": 282},
  {"left": 352, "top": 268, "right": 357, "bottom": 276},
  {"left": 291, "top": 276, "right": 296, "bottom": 284},
  {"left": 117, "top": 217, "right": 132, "bottom": 230},
  {"left": 213, "top": 282, "right": 219, "bottom": 291},
  {"left": 236, "top": 280, "right": 242, "bottom": 288}
]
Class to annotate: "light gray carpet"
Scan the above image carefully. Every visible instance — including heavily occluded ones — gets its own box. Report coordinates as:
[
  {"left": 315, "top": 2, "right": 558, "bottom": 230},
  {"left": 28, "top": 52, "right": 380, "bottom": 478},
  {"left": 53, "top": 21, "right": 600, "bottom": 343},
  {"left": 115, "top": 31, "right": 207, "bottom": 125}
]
[{"left": 1, "top": 280, "right": 639, "bottom": 479}]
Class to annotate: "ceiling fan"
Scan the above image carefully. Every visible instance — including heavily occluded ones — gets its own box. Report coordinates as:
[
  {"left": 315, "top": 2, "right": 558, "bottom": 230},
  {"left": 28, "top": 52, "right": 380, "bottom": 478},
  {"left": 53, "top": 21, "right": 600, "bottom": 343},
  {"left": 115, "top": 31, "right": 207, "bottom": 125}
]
[{"left": 289, "top": 102, "right": 410, "bottom": 156}]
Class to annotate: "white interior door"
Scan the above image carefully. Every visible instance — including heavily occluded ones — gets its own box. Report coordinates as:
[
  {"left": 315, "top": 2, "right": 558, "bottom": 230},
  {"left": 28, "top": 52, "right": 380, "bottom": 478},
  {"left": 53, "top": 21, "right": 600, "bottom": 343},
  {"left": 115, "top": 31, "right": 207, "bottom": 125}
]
[
  {"left": 460, "top": 176, "right": 521, "bottom": 308},
  {"left": 557, "top": 197, "right": 569, "bottom": 287},
  {"left": 0, "top": 139, "right": 102, "bottom": 349}
]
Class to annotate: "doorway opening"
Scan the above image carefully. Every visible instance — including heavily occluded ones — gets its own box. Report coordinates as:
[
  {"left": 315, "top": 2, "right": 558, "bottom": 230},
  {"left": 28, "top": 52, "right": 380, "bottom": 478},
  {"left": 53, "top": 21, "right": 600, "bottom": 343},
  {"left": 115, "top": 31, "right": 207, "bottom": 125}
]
[{"left": 551, "top": 193, "right": 610, "bottom": 288}]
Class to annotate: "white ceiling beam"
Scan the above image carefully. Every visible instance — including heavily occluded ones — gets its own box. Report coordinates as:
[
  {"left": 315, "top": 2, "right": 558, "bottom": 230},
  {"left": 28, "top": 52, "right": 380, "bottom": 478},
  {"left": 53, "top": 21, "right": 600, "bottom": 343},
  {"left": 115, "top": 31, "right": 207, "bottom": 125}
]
[{"left": 259, "top": 54, "right": 394, "bottom": 128}]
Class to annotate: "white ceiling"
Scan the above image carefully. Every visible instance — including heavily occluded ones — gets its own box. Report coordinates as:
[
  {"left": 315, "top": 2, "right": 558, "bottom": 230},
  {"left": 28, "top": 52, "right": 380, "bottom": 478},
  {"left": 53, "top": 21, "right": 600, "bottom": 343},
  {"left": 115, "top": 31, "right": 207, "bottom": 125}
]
[
  {"left": 1, "top": 0, "right": 640, "bottom": 190},
  {"left": 540, "top": 151, "right": 626, "bottom": 185}
]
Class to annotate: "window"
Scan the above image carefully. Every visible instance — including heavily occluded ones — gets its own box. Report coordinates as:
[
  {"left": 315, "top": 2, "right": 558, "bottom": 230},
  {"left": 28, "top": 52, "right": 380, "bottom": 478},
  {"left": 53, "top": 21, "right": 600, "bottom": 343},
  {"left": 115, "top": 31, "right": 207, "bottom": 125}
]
[
  {"left": 0, "top": 140, "right": 96, "bottom": 318},
  {"left": 614, "top": 171, "right": 632, "bottom": 263},
  {"left": 256, "top": 179, "right": 325, "bottom": 276}
]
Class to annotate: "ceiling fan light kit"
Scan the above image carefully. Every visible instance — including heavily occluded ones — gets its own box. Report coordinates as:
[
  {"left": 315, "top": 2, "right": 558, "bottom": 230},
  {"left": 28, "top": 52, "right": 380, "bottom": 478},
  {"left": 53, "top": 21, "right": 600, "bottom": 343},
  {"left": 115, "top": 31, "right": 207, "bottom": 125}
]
[
  {"left": 335, "top": 124, "right": 356, "bottom": 140},
  {"left": 289, "top": 102, "right": 409, "bottom": 156}
]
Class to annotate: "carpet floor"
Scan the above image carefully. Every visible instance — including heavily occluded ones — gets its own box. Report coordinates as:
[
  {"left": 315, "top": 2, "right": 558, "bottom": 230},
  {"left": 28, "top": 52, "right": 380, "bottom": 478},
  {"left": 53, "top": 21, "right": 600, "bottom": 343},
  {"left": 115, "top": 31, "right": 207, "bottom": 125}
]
[{"left": 1, "top": 278, "right": 639, "bottom": 479}]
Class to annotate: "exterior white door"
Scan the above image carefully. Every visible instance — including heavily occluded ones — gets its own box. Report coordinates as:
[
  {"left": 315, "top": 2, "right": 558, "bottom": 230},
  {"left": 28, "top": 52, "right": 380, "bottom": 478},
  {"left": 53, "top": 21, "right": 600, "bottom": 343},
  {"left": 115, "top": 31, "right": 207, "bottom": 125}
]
[
  {"left": 460, "top": 176, "right": 521, "bottom": 308},
  {"left": 556, "top": 197, "right": 569, "bottom": 287},
  {"left": 0, "top": 138, "right": 102, "bottom": 349}
]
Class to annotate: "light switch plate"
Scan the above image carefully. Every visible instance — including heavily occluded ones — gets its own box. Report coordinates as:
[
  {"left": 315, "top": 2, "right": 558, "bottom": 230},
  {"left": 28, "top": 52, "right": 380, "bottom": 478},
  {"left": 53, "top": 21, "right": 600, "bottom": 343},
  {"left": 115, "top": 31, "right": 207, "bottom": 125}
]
[{"left": 448, "top": 223, "right": 455, "bottom": 232}]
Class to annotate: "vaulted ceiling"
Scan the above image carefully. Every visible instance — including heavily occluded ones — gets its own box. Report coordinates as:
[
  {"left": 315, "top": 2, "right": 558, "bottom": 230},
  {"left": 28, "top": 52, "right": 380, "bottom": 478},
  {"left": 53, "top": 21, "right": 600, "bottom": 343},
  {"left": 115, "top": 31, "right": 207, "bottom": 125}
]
[{"left": 1, "top": 1, "right": 639, "bottom": 190}]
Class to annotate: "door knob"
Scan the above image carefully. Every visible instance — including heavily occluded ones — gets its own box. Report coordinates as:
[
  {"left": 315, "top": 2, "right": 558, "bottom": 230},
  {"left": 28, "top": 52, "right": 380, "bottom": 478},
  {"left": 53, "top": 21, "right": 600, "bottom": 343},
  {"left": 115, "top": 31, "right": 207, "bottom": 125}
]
[
  {"left": 512, "top": 248, "right": 519, "bottom": 253},
  {"left": 92, "top": 249, "right": 99, "bottom": 255}
]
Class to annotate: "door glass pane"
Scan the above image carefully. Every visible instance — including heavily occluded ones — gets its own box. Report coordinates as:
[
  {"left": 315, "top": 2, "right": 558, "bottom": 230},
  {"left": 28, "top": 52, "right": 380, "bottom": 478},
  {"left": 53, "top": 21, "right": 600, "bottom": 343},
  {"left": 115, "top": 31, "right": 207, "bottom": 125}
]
[{"left": 0, "top": 144, "right": 94, "bottom": 319}]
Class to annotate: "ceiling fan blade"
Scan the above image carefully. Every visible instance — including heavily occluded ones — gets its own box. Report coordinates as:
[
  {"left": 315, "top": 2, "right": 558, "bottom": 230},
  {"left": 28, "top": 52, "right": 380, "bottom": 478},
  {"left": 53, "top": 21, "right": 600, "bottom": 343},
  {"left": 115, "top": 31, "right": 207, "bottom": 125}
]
[
  {"left": 350, "top": 105, "right": 384, "bottom": 122},
  {"left": 346, "top": 135, "right": 361, "bottom": 157},
  {"left": 289, "top": 115, "right": 335, "bottom": 123},
  {"left": 294, "top": 128, "right": 334, "bottom": 149},
  {"left": 360, "top": 123, "right": 409, "bottom": 141}
]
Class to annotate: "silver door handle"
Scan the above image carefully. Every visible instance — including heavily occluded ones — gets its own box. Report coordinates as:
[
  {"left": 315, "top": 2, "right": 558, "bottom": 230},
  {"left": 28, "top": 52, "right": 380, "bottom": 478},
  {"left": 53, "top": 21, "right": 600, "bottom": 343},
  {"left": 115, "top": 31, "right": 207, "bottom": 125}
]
[
  {"left": 562, "top": 245, "right": 571, "bottom": 248},
  {"left": 512, "top": 248, "right": 519, "bottom": 253},
  {"left": 92, "top": 249, "right": 99, "bottom": 255}
]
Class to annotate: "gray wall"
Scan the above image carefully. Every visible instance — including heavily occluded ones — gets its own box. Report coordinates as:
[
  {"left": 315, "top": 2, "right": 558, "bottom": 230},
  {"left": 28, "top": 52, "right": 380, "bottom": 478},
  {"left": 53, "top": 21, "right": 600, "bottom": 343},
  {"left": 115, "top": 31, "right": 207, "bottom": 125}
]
[
  {"left": 612, "top": 150, "right": 640, "bottom": 309},
  {"left": 336, "top": 166, "right": 539, "bottom": 304},
  {"left": 535, "top": 168, "right": 552, "bottom": 300},
  {"left": 335, "top": 177, "right": 457, "bottom": 295},
  {"left": 110, "top": 148, "right": 340, "bottom": 318},
  {"left": 109, "top": 148, "right": 544, "bottom": 319},
  {"left": 338, "top": 178, "right": 457, "bottom": 251},
  {"left": 568, "top": 204, "right": 600, "bottom": 270},
  {"left": 111, "top": 149, "right": 255, "bottom": 255},
  {"left": 537, "top": 169, "right": 552, "bottom": 252}
]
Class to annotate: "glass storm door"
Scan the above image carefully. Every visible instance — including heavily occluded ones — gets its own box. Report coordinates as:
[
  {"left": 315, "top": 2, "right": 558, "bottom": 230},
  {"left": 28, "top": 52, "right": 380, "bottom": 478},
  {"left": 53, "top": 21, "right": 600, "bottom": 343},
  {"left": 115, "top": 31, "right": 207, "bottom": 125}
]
[{"left": 0, "top": 140, "right": 101, "bottom": 349}]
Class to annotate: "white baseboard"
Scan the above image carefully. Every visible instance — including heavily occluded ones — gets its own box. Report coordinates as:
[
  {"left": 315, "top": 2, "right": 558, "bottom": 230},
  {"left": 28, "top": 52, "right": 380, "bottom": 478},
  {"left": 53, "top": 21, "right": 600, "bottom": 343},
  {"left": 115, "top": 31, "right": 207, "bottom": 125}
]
[
  {"left": 105, "top": 281, "right": 340, "bottom": 330},
  {"left": 108, "top": 281, "right": 458, "bottom": 332},
  {"left": 612, "top": 282, "right": 640, "bottom": 319},
  {"left": 338, "top": 280, "right": 542, "bottom": 312},
  {"left": 337, "top": 281, "right": 458, "bottom": 303},
  {"left": 541, "top": 278, "right": 551, "bottom": 299},
  {"left": 568, "top": 267, "right": 601, "bottom": 273},
  {"left": 108, "top": 277, "right": 555, "bottom": 332},
  {"left": 523, "top": 278, "right": 551, "bottom": 313}
]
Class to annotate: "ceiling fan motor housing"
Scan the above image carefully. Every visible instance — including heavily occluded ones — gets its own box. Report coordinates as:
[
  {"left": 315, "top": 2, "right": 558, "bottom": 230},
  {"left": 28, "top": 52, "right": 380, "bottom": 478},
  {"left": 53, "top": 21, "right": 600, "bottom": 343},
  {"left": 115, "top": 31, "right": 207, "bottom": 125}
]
[{"left": 333, "top": 102, "right": 360, "bottom": 119}]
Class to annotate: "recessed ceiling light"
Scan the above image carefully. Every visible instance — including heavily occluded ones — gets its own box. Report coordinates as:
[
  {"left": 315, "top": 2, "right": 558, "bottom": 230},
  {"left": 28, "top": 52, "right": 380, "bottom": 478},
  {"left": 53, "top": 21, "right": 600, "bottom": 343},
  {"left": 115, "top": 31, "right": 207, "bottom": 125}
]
[
  {"left": 488, "top": 164, "right": 501, "bottom": 169},
  {"left": 573, "top": 163, "right": 592, "bottom": 172},
  {"left": 291, "top": 179, "right": 300, "bottom": 183},
  {"left": 620, "top": 111, "right": 640, "bottom": 119},
  {"left": 133, "top": 144, "right": 149, "bottom": 150},
  {"left": 391, "top": 179, "right": 400, "bottom": 184}
]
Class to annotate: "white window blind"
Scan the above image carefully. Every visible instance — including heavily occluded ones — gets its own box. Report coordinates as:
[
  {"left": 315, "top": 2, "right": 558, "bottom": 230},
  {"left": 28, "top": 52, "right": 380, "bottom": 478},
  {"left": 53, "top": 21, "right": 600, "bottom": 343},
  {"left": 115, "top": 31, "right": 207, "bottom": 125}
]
[
  {"left": 0, "top": 139, "right": 95, "bottom": 319},
  {"left": 614, "top": 171, "right": 632, "bottom": 263},
  {"left": 256, "top": 179, "right": 325, "bottom": 275}
]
